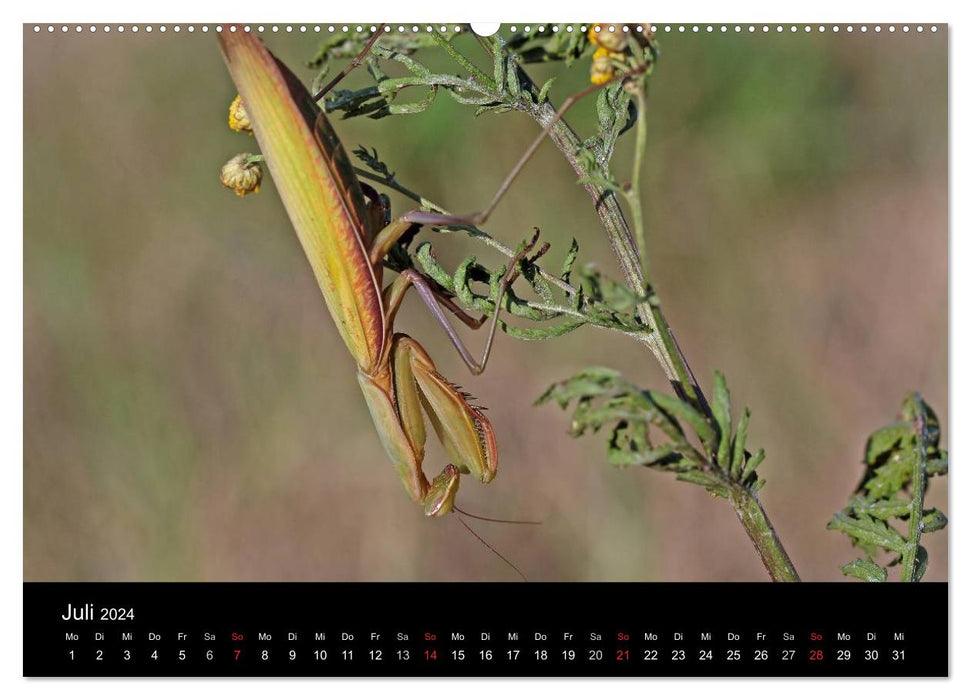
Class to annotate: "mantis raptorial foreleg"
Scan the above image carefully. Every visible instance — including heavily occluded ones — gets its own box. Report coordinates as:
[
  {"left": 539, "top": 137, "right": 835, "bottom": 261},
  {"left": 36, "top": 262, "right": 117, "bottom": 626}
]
[{"left": 359, "top": 331, "right": 497, "bottom": 517}]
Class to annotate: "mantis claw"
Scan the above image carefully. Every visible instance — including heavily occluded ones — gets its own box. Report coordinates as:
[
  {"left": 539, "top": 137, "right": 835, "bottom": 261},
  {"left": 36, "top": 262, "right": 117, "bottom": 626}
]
[{"left": 423, "top": 464, "right": 461, "bottom": 517}]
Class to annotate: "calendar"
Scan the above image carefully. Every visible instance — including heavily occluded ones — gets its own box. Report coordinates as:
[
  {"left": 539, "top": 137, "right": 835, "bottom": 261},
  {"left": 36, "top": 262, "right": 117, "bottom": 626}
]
[
  {"left": 23, "top": 583, "right": 948, "bottom": 676},
  {"left": 22, "top": 18, "right": 949, "bottom": 682}
]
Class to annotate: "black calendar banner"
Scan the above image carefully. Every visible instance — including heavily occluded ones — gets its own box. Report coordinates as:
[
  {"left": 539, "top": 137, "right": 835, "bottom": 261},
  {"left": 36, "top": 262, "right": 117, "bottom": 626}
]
[{"left": 24, "top": 582, "right": 947, "bottom": 677}]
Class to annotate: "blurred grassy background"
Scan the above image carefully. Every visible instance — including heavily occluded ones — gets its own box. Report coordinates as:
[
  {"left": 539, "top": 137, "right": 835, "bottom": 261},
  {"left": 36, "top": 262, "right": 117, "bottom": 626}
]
[{"left": 24, "top": 26, "right": 947, "bottom": 581}]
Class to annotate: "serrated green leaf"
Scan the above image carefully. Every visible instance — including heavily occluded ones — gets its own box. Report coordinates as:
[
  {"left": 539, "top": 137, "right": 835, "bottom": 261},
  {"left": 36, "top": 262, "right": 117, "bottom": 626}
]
[
  {"left": 560, "top": 239, "right": 579, "bottom": 282},
  {"left": 730, "top": 407, "right": 751, "bottom": 478},
  {"left": 848, "top": 497, "right": 911, "bottom": 519},
  {"left": 711, "top": 371, "right": 732, "bottom": 468},
  {"left": 864, "top": 422, "right": 911, "bottom": 465},
  {"left": 742, "top": 447, "right": 764, "bottom": 481},
  {"left": 839, "top": 558, "right": 888, "bottom": 582},
  {"left": 921, "top": 508, "right": 948, "bottom": 533},
  {"left": 676, "top": 470, "right": 729, "bottom": 499},
  {"left": 537, "top": 77, "right": 555, "bottom": 103},
  {"left": 827, "top": 512, "right": 907, "bottom": 554},
  {"left": 863, "top": 453, "right": 913, "bottom": 500},
  {"left": 914, "top": 545, "right": 929, "bottom": 581},
  {"left": 645, "top": 391, "right": 717, "bottom": 452},
  {"left": 927, "top": 455, "right": 948, "bottom": 476}
]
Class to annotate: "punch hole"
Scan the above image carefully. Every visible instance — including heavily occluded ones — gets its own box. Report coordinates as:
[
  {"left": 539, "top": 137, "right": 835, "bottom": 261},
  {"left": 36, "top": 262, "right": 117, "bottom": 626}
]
[{"left": 470, "top": 23, "right": 501, "bottom": 37}]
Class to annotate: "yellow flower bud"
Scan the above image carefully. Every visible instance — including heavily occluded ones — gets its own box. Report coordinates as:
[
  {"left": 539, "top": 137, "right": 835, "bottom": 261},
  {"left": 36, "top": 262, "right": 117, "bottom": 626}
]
[
  {"left": 228, "top": 94, "right": 252, "bottom": 134},
  {"left": 588, "top": 24, "right": 628, "bottom": 53},
  {"left": 220, "top": 153, "right": 263, "bottom": 196},
  {"left": 590, "top": 46, "right": 623, "bottom": 86}
]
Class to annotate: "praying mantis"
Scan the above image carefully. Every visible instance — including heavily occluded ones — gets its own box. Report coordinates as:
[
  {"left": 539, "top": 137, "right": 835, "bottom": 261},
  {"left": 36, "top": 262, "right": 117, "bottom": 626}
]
[{"left": 218, "top": 29, "right": 541, "bottom": 519}]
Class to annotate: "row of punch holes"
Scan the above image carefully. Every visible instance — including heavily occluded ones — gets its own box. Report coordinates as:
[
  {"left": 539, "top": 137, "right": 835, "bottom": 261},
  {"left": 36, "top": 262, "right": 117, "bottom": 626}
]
[{"left": 32, "top": 23, "right": 940, "bottom": 35}]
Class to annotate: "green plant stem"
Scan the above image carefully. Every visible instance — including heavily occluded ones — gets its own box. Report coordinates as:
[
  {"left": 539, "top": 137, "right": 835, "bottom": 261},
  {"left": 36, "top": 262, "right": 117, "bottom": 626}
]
[
  {"left": 523, "top": 79, "right": 796, "bottom": 582},
  {"left": 432, "top": 29, "right": 495, "bottom": 89},
  {"left": 900, "top": 397, "right": 928, "bottom": 581},
  {"left": 726, "top": 482, "right": 800, "bottom": 581},
  {"left": 525, "top": 97, "right": 708, "bottom": 414},
  {"left": 626, "top": 85, "right": 649, "bottom": 284}
]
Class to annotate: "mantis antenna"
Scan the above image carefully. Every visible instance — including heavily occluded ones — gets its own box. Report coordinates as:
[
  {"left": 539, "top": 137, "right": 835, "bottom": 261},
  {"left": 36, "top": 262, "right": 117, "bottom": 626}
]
[
  {"left": 453, "top": 505, "right": 541, "bottom": 526},
  {"left": 456, "top": 515, "right": 529, "bottom": 582}
]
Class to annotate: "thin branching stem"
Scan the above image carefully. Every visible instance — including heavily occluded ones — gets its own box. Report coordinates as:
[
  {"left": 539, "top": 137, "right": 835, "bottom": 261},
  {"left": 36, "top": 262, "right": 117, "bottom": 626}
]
[{"left": 626, "top": 85, "right": 650, "bottom": 286}]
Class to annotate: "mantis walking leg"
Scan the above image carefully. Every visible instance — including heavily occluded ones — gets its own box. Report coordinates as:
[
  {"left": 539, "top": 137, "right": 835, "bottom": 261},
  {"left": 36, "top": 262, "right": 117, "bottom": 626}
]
[{"left": 378, "top": 223, "right": 538, "bottom": 375}]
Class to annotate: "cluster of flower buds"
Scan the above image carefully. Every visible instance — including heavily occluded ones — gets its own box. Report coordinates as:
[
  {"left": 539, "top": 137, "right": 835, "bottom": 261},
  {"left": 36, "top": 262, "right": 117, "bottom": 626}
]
[
  {"left": 221, "top": 95, "right": 262, "bottom": 196},
  {"left": 587, "top": 23, "right": 654, "bottom": 85}
]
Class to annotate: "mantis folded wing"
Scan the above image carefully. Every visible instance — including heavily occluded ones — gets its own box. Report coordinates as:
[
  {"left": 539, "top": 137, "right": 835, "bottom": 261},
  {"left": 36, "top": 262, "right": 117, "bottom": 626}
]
[{"left": 219, "top": 30, "right": 532, "bottom": 516}]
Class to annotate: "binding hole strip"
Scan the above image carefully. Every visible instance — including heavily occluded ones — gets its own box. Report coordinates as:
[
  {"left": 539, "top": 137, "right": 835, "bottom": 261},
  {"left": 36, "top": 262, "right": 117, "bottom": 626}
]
[{"left": 30, "top": 24, "right": 940, "bottom": 35}]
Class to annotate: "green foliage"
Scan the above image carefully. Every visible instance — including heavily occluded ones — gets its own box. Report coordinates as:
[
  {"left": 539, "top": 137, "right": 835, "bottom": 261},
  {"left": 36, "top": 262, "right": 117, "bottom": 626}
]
[
  {"left": 535, "top": 368, "right": 764, "bottom": 498},
  {"left": 320, "top": 32, "right": 544, "bottom": 121},
  {"left": 350, "top": 147, "right": 652, "bottom": 341},
  {"left": 503, "top": 25, "right": 593, "bottom": 66},
  {"left": 827, "top": 393, "right": 947, "bottom": 582}
]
